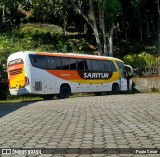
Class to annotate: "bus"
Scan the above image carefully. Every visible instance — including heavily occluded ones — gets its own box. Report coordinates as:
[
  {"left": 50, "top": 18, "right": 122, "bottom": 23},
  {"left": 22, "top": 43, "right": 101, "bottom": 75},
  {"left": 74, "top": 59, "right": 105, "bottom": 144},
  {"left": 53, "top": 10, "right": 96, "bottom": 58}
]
[{"left": 7, "top": 51, "right": 133, "bottom": 100}]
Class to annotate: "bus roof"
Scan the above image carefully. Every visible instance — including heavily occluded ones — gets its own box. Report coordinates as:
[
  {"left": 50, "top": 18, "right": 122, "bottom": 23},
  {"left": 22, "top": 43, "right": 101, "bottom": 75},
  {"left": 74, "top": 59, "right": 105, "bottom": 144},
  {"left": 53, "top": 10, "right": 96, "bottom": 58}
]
[
  {"left": 36, "top": 51, "right": 124, "bottom": 62},
  {"left": 8, "top": 51, "right": 124, "bottom": 63}
]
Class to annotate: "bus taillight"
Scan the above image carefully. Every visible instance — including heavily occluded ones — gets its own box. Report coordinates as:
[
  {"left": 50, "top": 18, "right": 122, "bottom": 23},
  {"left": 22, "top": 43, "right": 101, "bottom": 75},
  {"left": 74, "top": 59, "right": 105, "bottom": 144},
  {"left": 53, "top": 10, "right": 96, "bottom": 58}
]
[{"left": 25, "top": 77, "right": 29, "bottom": 86}]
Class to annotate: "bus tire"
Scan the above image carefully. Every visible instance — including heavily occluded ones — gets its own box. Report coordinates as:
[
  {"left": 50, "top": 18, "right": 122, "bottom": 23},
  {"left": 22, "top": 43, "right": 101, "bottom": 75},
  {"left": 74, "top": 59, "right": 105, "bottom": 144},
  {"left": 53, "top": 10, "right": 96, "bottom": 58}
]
[
  {"left": 42, "top": 94, "right": 54, "bottom": 100},
  {"left": 94, "top": 92, "right": 102, "bottom": 96},
  {"left": 58, "top": 85, "right": 71, "bottom": 99},
  {"left": 112, "top": 83, "right": 119, "bottom": 95}
]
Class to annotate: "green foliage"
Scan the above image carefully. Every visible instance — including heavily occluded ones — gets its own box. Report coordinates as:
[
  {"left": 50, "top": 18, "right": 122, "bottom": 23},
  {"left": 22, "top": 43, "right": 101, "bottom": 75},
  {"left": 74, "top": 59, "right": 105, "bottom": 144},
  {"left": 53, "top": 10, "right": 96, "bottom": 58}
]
[
  {"left": 105, "top": 0, "right": 122, "bottom": 24},
  {"left": 0, "top": 24, "right": 92, "bottom": 62},
  {"left": 0, "top": 60, "right": 9, "bottom": 100},
  {"left": 20, "top": 23, "right": 63, "bottom": 34},
  {"left": 123, "top": 52, "right": 160, "bottom": 75},
  {"left": 123, "top": 52, "right": 157, "bottom": 68}
]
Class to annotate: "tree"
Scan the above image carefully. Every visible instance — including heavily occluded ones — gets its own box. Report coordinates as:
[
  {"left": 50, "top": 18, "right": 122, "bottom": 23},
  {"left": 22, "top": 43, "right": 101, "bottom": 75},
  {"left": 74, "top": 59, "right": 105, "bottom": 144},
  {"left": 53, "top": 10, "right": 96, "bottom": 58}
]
[
  {"left": 70, "top": 0, "right": 121, "bottom": 56},
  {"left": 0, "top": 0, "right": 32, "bottom": 32},
  {"left": 157, "top": 0, "right": 160, "bottom": 54}
]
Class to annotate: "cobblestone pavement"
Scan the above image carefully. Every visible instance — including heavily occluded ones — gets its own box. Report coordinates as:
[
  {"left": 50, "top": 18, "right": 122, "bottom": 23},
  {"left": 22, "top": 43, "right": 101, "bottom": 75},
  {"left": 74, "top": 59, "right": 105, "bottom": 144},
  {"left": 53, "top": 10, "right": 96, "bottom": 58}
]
[{"left": 0, "top": 93, "right": 160, "bottom": 157}]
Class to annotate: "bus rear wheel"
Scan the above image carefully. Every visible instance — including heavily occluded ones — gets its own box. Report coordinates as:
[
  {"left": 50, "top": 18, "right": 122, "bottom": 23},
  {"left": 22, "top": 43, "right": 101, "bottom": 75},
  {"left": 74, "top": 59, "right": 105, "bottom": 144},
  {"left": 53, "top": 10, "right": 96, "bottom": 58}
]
[
  {"left": 58, "top": 85, "right": 71, "bottom": 99},
  {"left": 112, "top": 84, "right": 119, "bottom": 95},
  {"left": 94, "top": 92, "right": 102, "bottom": 96},
  {"left": 42, "top": 94, "right": 54, "bottom": 100}
]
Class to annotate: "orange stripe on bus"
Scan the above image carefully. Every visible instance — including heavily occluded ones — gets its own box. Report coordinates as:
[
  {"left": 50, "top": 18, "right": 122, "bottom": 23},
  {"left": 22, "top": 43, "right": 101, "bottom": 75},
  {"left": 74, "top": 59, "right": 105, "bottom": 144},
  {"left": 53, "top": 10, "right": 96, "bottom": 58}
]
[
  {"left": 47, "top": 70, "right": 82, "bottom": 80},
  {"left": 46, "top": 70, "right": 119, "bottom": 84}
]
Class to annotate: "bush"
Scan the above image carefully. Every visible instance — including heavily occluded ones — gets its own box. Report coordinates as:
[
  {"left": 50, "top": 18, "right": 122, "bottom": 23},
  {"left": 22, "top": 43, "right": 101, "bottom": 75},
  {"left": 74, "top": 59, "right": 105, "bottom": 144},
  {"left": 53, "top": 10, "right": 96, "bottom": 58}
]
[
  {"left": 0, "top": 65, "right": 9, "bottom": 100},
  {"left": 123, "top": 52, "right": 160, "bottom": 76}
]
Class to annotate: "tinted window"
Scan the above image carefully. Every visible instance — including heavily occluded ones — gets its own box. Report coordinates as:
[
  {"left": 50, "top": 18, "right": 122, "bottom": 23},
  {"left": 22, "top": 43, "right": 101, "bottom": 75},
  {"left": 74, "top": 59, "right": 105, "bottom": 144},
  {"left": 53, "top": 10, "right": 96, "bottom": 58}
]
[
  {"left": 104, "top": 61, "right": 110, "bottom": 71},
  {"left": 97, "top": 60, "right": 105, "bottom": 71},
  {"left": 54, "top": 57, "right": 62, "bottom": 70},
  {"left": 69, "top": 58, "right": 77, "bottom": 70},
  {"left": 61, "top": 57, "right": 69, "bottom": 70},
  {"left": 29, "top": 54, "right": 46, "bottom": 69},
  {"left": 77, "top": 59, "right": 84, "bottom": 70},
  {"left": 47, "top": 56, "right": 55, "bottom": 69},
  {"left": 116, "top": 61, "right": 124, "bottom": 70},
  {"left": 108, "top": 61, "right": 117, "bottom": 72},
  {"left": 91, "top": 60, "right": 99, "bottom": 71},
  {"left": 84, "top": 60, "right": 91, "bottom": 70}
]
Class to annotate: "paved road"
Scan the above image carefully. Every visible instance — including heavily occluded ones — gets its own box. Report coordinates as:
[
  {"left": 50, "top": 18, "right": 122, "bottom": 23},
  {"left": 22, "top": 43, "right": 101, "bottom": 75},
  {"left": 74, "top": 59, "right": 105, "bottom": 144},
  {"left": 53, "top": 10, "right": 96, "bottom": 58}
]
[{"left": 0, "top": 93, "right": 160, "bottom": 157}]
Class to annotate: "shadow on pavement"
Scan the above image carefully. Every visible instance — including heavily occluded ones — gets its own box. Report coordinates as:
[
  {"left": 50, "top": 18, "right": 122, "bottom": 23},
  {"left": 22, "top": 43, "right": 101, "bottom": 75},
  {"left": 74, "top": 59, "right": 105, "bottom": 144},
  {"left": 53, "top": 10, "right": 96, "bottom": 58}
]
[{"left": 0, "top": 100, "right": 39, "bottom": 118}]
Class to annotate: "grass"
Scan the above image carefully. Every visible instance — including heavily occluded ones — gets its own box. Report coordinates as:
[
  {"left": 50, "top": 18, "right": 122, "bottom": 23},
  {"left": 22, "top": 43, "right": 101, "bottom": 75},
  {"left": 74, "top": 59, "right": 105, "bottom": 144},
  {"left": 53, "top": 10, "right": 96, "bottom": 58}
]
[
  {"left": 0, "top": 96, "right": 42, "bottom": 104},
  {"left": 1, "top": 91, "right": 159, "bottom": 104},
  {"left": 0, "top": 93, "right": 95, "bottom": 104}
]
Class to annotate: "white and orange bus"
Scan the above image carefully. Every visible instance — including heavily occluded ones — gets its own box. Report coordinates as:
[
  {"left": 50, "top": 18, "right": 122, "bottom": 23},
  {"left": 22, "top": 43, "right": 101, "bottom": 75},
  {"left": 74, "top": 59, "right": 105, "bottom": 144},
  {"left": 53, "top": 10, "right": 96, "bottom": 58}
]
[{"left": 7, "top": 51, "right": 133, "bottom": 99}]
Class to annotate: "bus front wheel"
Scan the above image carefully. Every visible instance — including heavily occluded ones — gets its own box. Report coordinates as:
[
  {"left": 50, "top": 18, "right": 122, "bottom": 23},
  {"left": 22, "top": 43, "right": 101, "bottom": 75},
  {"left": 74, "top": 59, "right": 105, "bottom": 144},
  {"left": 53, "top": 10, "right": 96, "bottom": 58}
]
[
  {"left": 58, "top": 85, "right": 71, "bottom": 99},
  {"left": 112, "top": 84, "right": 119, "bottom": 95}
]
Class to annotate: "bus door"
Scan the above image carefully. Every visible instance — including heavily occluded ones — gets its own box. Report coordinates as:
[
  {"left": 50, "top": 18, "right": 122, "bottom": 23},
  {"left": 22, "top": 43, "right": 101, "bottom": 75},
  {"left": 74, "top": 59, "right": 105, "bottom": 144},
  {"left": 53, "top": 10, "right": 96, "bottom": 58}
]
[
  {"left": 120, "top": 75, "right": 128, "bottom": 91},
  {"left": 120, "top": 65, "right": 133, "bottom": 91},
  {"left": 120, "top": 66, "right": 128, "bottom": 91},
  {"left": 124, "top": 64, "right": 133, "bottom": 91}
]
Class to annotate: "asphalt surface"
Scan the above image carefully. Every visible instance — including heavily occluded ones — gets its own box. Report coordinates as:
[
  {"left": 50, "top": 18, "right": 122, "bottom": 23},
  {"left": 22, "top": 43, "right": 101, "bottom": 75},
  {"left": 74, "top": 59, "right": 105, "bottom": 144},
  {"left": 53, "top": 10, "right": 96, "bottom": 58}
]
[{"left": 0, "top": 93, "right": 160, "bottom": 157}]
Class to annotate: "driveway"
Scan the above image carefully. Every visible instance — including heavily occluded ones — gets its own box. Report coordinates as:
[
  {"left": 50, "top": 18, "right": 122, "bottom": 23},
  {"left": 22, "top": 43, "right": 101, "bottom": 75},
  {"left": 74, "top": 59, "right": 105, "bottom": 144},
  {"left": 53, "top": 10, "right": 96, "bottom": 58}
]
[{"left": 0, "top": 93, "right": 160, "bottom": 157}]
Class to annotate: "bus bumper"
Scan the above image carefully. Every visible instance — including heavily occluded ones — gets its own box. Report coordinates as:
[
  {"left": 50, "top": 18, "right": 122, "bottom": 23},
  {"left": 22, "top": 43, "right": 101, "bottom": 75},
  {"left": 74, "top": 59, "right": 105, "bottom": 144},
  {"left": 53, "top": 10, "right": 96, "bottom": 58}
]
[{"left": 9, "top": 88, "right": 30, "bottom": 95}]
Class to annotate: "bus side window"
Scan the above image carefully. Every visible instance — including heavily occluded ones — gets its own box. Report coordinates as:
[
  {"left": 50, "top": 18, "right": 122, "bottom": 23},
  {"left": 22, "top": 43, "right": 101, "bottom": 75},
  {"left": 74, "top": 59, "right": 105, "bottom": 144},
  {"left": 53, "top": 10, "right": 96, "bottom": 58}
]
[
  {"left": 29, "top": 55, "right": 47, "bottom": 69},
  {"left": 91, "top": 60, "right": 99, "bottom": 71},
  {"left": 108, "top": 61, "right": 117, "bottom": 72},
  {"left": 103, "top": 61, "right": 110, "bottom": 72},
  {"left": 97, "top": 60, "right": 105, "bottom": 71},
  {"left": 47, "top": 56, "right": 55, "bottom": 70},
  {"left": 54, "top": 57, "right": 62, "bottom": 70},
  {"left": 77, "top": 59, "right": 85, "bottom": 70},
  {"left": 69, "top": 58, "right": 77, "bottom": 70},
  {"left": 61, "top": 57, "right": 69, "bottom": 70},
  {"left": 84, "top": 60, "right": 91, "bottom": 71}
]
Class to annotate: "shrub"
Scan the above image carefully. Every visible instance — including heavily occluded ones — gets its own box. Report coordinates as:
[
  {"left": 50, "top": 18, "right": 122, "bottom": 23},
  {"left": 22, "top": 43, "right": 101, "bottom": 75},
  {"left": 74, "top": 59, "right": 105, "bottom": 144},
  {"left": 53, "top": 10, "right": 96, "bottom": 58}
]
[
  {"left": 123, "top": 52, "right": 159, "bottom": 76},
  {"left": 0, "top": 65, "right": 9, "bottom": 100}
]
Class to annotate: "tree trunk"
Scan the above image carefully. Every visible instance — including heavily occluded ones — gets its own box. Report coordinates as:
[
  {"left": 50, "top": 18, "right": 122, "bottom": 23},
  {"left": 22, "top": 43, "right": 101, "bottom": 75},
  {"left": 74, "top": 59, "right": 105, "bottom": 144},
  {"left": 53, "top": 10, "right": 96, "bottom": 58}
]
[
  {"left": 157, "top": 0, "right": 160, "bottom": 54},
  {"left": 145, "top": 15, "right": 150, "bottom": 39},
  {"left": 108, "top": 23, "right": 114, "bottom": 57},
  {"left": 101, "top": 11, "right": 107, "bottom": 56},
  {"left": 151, "top": 14, "right": 155, "bottom": 35},
  {"left": 122, "top": 14, "right": 128, "bottom": 40},
  {"left": 89, "top": 0, "right": 102, "bottom": 55},
  {"left": 1, "top": 5, "right": 5, "bottom": 33},
  {"left": 158, "top": 15, "right": 160, "bottom": 54},
  {"left": 138, "top": 8, "right": 143, "bottom": 41},
  {"left": 70, "top": 0, "right": 102, "bottom": 55}
]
